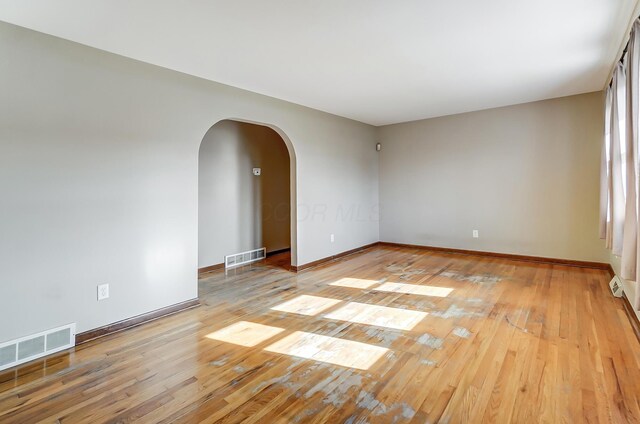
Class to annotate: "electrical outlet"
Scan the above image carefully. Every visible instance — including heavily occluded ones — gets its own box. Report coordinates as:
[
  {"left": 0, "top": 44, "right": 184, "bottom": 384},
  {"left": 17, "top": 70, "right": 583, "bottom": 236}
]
[
  {"left": 330, "top": 234, "right": 335, "bottom": 243},
  {"left": 472, "top": 230, "right": 479, "bottom": 238},
  {"left": 97, "top": 283, "right": 109, "bottom": 301}
]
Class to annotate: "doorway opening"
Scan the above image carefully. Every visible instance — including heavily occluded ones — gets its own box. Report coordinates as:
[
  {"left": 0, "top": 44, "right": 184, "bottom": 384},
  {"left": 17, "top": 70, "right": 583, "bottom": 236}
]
[{"left": 198, "top": 119, "right": 295, "bottom": 271}]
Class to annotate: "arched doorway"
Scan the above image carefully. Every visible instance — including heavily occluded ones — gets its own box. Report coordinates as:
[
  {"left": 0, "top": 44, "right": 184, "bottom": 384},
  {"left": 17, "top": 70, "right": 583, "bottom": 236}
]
[{"left": 198, "top": 119, "right": 296, "bottom": 271}]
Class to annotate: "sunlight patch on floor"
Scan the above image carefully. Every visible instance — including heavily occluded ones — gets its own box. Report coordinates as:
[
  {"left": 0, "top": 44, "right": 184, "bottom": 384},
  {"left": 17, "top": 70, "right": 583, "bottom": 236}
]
[
  {"left": 329, "top": 277, "right": 379, "bottom": 289},
  {"left": 375, "top": 282, "right": 453, "bottom": 297},
  {"left": 205, "top": 321, "right": 285, "bottom": 347},
  {"left": 324, "top": 302, "right": 427, "bottom": 330},
  {"left": 264, "top": 331, "right": 388, "bottom": 370},
  {"left": 271, "top": 295, "right": 342, "bottom": 316}
]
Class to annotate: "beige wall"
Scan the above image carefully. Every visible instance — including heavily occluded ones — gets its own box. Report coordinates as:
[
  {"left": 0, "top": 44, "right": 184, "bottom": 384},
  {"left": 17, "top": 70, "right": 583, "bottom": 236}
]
[
  {"left": 378, "top": 92, "right": 609, "bottom": 262},
  {"left": 0, "top": 21, "right": 379, "bottom": 342},
  {"left": 199, "top": 120, "right": 290, "bottom": 268},
  {"left": 0, "top": 18, "right": 611, "bottom": 344}
]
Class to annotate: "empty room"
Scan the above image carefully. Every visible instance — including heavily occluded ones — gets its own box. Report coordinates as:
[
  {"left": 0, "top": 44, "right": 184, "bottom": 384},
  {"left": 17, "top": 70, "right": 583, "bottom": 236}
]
[{"left": 2, "top": 1, "right": 640, "bottom": 423}]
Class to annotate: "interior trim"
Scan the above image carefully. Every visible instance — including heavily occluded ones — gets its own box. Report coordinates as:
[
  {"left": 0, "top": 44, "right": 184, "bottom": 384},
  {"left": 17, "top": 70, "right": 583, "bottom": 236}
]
[
  {"left": 621, "top": 293, "right": 640, "bottom": 343},
  {"left": 267, "top": 247, "right": 291, "bottom": 257},
  {"left": 198, "top": 263, "right": 224, "bottom": 274},
  {"left": 290, "top": 241, "right": 613, "bottom": 272},
  {"left": 290, "top": 242, "right": 379, "bottom": 272},
  {"left": 378, "top": 241, "right": 611, "bottom": 270},
  {"left": 604, "top": 266, "right": 640, "bottom": 343},
  {"left": 75, "top": 298, "right": 200, "bottom": 345}
]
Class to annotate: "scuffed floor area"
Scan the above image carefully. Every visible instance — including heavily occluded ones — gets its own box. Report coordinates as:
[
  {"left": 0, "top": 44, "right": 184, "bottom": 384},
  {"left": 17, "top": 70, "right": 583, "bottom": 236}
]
[{"left": 1, "top": 245, "right": 639, "bottom": 423}]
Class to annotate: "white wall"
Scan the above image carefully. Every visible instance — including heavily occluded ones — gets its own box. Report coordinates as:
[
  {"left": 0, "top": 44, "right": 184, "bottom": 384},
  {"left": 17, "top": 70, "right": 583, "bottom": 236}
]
[
  {"left": 378, "top": 92, "right": 608, "bottom": 263},
  {"left": 199, "top": 120, "right": 290, "bottom": 268},
  {"left": 0, "top": 21, "right": 379, "bottom": 342}
]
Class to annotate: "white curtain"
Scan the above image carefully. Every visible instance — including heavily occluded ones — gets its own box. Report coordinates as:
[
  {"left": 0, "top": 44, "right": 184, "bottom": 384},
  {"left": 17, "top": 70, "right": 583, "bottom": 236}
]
[
  {"left": 600, "top": 87, "right": 612, "bottom": 242},
  {"left": 601, "top": 19, "right": 640, "bottom": 310},
  {"left": 629, "top": 20, "right": 640, "bottom": 309},
  {"left": 623, "top": 25, "right": 639, "bottom": 284},
  {"left": 610, "top": 63, "right": 626, "bottom": 256}
]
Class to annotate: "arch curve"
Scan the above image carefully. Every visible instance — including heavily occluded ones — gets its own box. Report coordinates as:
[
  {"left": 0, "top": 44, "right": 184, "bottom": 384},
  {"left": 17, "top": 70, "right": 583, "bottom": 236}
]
[{"left": 197, "top": 118, "right": 297, "bottom": 267}]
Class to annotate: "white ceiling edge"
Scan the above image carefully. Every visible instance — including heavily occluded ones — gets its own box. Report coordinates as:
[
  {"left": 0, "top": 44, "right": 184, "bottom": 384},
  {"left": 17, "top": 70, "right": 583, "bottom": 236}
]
[
  {"left": 0, "top": 18, "right": 378, "bottom": 126},
  {"left": 379, "top": 90, "right": 607, "bottom": 127},
  {"left": 603, "top": 0, "right": 640, "bottom": 87},
  {"left": 0, "top": 22, "right": 608, "bottom": 128},
  {"left": 0, "top": 20, "right": 604, "bottom": 128},
  {"left": 0, "top": 1, "right": 637, "bottom": 126},
  {"left": 0, "top": 20, "right": 612, "bottom": 127}
]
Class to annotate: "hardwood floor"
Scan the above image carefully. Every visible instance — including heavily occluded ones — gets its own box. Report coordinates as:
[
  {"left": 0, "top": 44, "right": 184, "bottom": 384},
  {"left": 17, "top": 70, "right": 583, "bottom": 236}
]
[{"left": 1, "top": 245, "right": 639, "bottom": 423}]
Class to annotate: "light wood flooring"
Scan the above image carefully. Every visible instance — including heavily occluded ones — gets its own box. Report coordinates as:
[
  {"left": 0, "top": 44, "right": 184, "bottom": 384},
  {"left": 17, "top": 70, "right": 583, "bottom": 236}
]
[{"left": 1, "top": 245, "right": 640, "bottom": 423}]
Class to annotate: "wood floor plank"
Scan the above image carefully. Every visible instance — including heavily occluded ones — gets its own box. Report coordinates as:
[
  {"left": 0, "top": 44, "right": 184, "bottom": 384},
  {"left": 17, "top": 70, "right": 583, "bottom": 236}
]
[{"left": 0, "top": 246, "right": 639, "bottom": 423}]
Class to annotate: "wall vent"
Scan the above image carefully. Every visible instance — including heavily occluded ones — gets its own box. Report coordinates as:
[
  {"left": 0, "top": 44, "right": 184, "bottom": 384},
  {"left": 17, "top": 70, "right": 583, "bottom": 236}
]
[
  {"left": 225, "top": 247, "right": 266, "bottom": 269},
  {"left": 609, "top": 276, "right": 624, "bottom": 298},
  {"left": 0, "top": 323, "right": 76, "bottom": 372}
]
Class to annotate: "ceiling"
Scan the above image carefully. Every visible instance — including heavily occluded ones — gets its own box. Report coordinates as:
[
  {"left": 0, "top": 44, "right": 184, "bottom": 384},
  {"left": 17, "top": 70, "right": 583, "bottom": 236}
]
[{"left": 0, "top": 0, "right": 637, "bottom": 125}]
